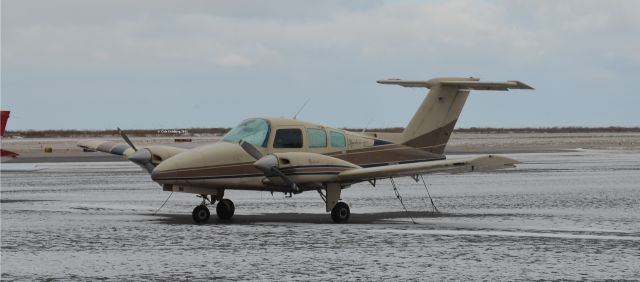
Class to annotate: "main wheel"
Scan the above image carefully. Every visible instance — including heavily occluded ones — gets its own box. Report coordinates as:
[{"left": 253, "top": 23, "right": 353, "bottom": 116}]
[
  {"left": 331, "top": 202, "right": 350, "bottom": 223},
  {"left": 192, "top": 205, "right": 210, "bottom": 224},
  {"left": 216, "top": 199, "right": 235, "bottom": 220}
]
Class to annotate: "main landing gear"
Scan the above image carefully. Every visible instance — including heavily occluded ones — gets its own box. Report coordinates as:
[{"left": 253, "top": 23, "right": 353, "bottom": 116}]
[
  {"left": 331, "top": 202, "right": 350, "bottom": 223},
  {"left": 319, "top": 183, "right": 351, "bottom": 223},
  {"left": 191, "top": 194, "right": 235, "bottom": 224}
]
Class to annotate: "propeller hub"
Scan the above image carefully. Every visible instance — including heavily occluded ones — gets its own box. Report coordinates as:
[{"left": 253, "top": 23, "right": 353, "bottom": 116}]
[
  {"left": 253, "top": 154, "right": 279, "bottom": 175},
  {"left": 129, "top": 149, "right": 152, "bottom": 165}
]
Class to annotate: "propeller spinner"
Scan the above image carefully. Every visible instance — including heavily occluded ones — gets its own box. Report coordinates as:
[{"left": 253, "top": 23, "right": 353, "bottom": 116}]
[{"left": 118, "top": 127, "right": 155, "bottom": 173}]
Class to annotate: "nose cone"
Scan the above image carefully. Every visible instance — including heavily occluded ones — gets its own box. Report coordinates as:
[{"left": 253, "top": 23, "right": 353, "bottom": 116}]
[
  {"left": 150, "top": 163, "right": 167, "bottom": 183},
  {"left": 150, "top": 151, "right": 189, "bottom": 184},
  {"left": 151, "top": 141, "right": 259, "bottom": 184}
]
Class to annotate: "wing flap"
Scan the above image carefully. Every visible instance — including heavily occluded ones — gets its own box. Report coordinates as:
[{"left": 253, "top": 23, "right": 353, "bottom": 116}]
[{"left": 338, "top": 155, "right": 519, "bottom": 181}]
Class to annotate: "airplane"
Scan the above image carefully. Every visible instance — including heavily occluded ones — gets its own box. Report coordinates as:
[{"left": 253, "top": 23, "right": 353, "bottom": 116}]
[
  {"left": 78, "top": 77, "right": 533, "bottom": 224},
  {"left": 1, "top": 111, "right": 20, "bottom": 163}
]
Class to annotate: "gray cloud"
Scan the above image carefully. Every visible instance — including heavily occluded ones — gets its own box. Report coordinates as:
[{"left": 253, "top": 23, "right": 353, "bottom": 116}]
[{"left": 2, "top": 0, "right": 639, "bottom": 129}]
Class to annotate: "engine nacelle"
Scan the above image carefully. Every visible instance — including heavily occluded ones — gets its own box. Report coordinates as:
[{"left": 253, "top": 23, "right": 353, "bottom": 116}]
[
  {"left": 128, "top": 145, "right": 186, "bottom": 173},
  {"left": 255, "top": 152, "right": 359, "bottom": 188}
]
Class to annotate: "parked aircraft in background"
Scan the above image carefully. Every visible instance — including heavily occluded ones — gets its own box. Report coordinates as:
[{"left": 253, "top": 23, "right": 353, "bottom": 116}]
[
  {"left": 79, "top": 77, "right": 533, "bottom": 223},
  {"left": 1, "top": 111, "right": 19, "bottom": 163}
]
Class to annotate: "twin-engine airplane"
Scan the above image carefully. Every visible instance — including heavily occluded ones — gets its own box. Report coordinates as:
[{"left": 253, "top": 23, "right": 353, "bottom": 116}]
[{"left": 79, "top": 77, "right": 533, "bottom": 223}]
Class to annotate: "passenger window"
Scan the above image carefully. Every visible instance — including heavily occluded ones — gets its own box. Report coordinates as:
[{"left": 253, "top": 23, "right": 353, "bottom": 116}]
[
  {"left": 307, "top": 128, "right": 327, "bottom": 148},
  {"left": 330, "top": 131, "right": 346, "bottom": 148},
  {"left": 274, "top": 129, "right": 303, "bottom": 148}
]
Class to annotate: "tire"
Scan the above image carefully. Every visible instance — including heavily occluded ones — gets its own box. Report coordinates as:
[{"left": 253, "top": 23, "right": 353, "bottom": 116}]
[
  {"left": 192, "top": 205, "right": 210, "bottom": 224},
  {"left": 331, "top": 202, "right": 350, "bottom": 223},
  {"left": 216, "top": 199, "right": 235, "bottom": 220}
]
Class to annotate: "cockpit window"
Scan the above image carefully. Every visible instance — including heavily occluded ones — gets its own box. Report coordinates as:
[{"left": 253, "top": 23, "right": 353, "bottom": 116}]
[{"left": 222, "top": 118, "right": 270, "bottom": 147}]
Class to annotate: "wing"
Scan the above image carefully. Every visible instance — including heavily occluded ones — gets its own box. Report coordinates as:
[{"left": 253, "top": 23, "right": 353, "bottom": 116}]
[
  {"left": 77, "top": 140, "right": 136, "bottom": 158},
  {"left": 338, "top": 155, "right": 519, "bottom": 181},
  {"left": 77, "top": 140, "right": 187, "bottom": 173}
]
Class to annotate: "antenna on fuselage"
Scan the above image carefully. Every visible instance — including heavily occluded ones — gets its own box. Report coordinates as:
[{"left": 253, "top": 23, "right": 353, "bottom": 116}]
[{"left": 292, "top": 98, "right": 311, "bottom": 120}]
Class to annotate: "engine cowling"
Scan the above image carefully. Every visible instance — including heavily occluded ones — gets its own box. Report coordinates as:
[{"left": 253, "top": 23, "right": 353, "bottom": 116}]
[
  {"left": 128, "top": 145, "right": 186, "bottom": 173},
  {"left": 253, "top": 152, "right": 359, "bottom": 188}
]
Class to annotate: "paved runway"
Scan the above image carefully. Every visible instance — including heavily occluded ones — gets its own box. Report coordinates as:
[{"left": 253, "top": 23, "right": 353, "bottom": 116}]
[{"left": 1, "top": 150, "right": 639, "bottom": 280}]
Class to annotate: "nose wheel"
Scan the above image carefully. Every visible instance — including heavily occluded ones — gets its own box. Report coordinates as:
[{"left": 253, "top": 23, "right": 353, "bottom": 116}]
[
  {"left": 191, "top": 193, "right": 235, "bottom": 223},
  {"left": 216, "top": 199, "right": 235, "bottom": 220},
  {"left": 192, "top": 205, "right": 210, "bottom": 224}
]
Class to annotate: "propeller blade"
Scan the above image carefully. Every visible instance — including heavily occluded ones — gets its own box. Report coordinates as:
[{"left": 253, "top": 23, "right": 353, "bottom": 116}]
[
  {"left": 239, "top": 140, "right": 263, "bottom": 160},
  {"left": 270, "top": 167, "right": 299, "bottom": 192},
  {"left": 118, "top": 127, "right": 137, "bottom": 152},
  {"left": 253, "top": 154, "right": 298, "bottom": 192}
]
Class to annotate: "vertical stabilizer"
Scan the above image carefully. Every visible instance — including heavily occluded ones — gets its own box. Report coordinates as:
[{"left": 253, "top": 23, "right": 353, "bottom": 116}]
[
  {"left": 1, "top": 111, "right": 11, "bottom": 137},
  {"left": 377, "top": 77, "right": 533, "bottom": 154}
]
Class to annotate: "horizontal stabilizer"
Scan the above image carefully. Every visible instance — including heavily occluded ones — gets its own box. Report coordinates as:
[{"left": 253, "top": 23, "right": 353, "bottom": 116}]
[{"left": 377, "top": 78, "right": 533, "bottom": 90}]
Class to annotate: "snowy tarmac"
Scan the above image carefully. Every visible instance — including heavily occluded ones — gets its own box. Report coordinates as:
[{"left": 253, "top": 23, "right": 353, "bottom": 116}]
[{"left": 1, "top": 150, "right": 639, "bottom": 280}]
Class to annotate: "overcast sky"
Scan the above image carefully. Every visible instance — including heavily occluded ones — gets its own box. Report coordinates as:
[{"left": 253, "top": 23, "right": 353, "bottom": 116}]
[{"left": 2, "top": 0, "right": 639, "bottom": 130}]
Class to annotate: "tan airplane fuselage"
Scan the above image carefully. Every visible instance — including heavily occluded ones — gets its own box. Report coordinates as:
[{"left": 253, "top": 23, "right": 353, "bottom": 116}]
[{"left": 151, "top": 117, "right": 443, "bottom": 193}]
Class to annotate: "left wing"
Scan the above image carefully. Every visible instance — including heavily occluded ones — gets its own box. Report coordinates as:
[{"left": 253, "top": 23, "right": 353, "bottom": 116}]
[
  {"left": 78, "top": 140, "right": 136, "bottom": 158},
  {"left": 338, "top": 155, "right": 519, "bottom": 181},
  {"left": 78, "top": 139, "right": 187, "bottom": 173}
]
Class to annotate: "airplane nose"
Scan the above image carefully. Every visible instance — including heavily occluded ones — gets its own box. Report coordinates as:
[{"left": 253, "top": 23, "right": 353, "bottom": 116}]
[
  {"left": 150, "top": 160, "right": 170, "bottom": 183},
  {"left": 149, "top": 150, "right": 188, "bottom": 184},
  {"left": 150, "top": 166, "right": 161, "bottom": 182}
]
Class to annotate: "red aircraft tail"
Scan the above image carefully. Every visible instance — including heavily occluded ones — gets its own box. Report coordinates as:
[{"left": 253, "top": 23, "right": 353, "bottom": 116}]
[
  {"left": 1, "top": 111, "right": 9, "bottom": 137},
  {"left": 1, "top": 110, "right": 19, "bottom": 161}
]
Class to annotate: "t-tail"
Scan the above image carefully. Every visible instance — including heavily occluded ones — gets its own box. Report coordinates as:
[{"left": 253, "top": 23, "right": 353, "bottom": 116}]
[{"left": 377, "top": 77, "right": 533, "bottom": 155}]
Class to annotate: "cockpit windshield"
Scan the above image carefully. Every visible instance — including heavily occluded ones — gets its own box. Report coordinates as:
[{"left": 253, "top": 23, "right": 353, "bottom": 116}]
[{"left": 222, "top": 118, "right": 270, "bottom": 147}]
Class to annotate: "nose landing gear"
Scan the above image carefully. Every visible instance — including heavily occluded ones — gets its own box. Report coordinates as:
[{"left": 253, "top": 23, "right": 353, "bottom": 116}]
[
  {"left": 191, "top": 193, "right": 236, "bottom": 224},
  {"left": 192, "top": 205, "right": 210, "bottom": 223},
  {"left": 216, "top": 199, "right": 235, "bottom": 220}
]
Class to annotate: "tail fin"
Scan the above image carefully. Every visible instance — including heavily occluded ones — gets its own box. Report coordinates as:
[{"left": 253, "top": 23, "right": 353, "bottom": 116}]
[
  {"left": 377, "top": 77, "right": 533, "bottom": 154},
  {"left": 1, "top": 111, "right": 10, "bottom": 137}
]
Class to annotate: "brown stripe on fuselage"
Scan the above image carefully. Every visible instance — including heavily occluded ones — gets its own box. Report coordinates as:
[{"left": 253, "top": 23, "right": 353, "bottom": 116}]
[
  {"left": 280, "top": 166, "right": 350, "bottom": 174},
  {"left": 159, "top": 162, "right": 258, "bottom": 179}
]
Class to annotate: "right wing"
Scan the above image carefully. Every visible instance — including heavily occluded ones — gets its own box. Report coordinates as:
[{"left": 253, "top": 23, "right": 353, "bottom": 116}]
[{"left": 338, "top": 155, "right": 519, "bottom": 181}]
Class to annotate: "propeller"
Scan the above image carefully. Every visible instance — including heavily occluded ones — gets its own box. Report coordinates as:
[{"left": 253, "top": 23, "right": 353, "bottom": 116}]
[
  {"left": 239, "top": 140, "right": 299, "bottom": 192},
  {"left": 118, "top": 127, "right": 155, "bottom": 173},
  {"left": 239, "top": 139, "right": 263, "bottom": 159},
  {"left": 118, "top": 127, "right": 137, "bottom": 151}
]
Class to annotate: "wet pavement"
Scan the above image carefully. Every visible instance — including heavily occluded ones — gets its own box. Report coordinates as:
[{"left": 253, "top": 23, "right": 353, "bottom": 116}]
[{"left": 1, "top": 150, "right": 639, "bottom": 280}]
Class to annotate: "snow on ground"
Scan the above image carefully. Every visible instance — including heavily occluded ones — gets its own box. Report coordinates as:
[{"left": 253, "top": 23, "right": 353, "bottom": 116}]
[{"left": 1, "top": 150, "right": 640, "bottom": 280}]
